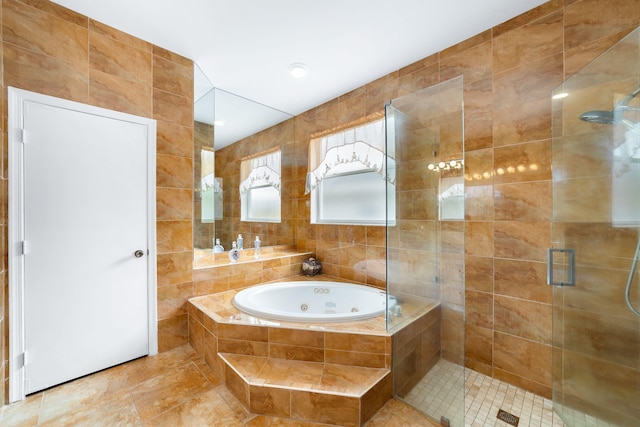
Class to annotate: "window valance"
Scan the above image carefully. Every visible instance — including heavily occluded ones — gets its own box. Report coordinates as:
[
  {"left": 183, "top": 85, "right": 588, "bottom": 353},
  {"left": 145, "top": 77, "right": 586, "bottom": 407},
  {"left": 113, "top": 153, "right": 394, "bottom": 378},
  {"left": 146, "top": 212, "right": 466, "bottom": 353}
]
[
  {"left": 240, "top": 150, "right": 281, "bottom": 196},
  {"left": 305, "top": 118, "right": 394, "bottom": 194}
]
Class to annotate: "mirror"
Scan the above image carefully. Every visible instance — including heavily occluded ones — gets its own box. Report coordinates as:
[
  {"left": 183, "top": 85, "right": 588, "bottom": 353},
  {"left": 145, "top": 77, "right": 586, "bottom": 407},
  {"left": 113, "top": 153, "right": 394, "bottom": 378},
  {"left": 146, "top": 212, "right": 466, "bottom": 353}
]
[
  {"left": 193, "top": 64, "right": 294, "bottom": 256},
  {"left": 193, "top": 65, "right": 216, "bottom": 250}
]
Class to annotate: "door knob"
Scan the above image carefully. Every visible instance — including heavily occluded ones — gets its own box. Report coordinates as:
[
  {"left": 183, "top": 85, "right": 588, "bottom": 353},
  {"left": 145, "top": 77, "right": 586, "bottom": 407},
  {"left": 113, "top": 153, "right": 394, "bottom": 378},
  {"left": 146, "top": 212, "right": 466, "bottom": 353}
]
[{"left": 134, "top": 250, "right": 145, "bottom": 258}]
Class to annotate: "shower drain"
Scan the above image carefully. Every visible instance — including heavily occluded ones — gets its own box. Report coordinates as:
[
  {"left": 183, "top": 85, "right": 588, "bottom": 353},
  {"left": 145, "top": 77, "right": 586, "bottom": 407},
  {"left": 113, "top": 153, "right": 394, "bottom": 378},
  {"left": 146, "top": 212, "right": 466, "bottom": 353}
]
[{"left": 497, "top": 409, "right": 519, "bottom": 427}]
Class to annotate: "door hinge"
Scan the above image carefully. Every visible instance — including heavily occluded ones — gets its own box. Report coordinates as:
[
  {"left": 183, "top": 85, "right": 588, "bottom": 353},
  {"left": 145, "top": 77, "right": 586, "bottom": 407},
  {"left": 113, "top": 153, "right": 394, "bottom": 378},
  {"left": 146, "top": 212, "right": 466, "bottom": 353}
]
[
  {"left": 19, "top": 128, "right": 26, "bottom": 144},
  {"left": 21, "top": 240, "right": 28, "bottom": 255},
  {"left": 18, "top": 351, "right": 28, "bottom": 367}
]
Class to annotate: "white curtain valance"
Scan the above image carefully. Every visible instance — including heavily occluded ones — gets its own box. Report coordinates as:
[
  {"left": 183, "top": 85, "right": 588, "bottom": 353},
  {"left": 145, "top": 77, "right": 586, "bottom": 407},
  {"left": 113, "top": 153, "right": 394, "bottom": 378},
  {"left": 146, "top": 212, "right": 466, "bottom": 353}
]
[
  {"left": 305, "top": 119, "right": 394, "bottom": 194},
  {"left": 239, "top": 150, "right": 281, "bottom": 195}
]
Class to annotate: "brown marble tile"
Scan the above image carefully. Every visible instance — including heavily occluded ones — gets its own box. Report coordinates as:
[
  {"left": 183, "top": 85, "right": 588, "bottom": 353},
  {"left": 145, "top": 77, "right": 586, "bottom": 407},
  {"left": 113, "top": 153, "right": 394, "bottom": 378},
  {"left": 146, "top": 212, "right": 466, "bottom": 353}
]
[
  {"left": 493, "top": 140, "right": 552, "bottom": 185},
  {"left": 493, "top": 53, "right": 563, "bottom": 110},
  {"left": 465, "top": 323, "right": 493, "bottom": 375},
  {"left": 145, "top": 388, "right": 243, "bottom": 426},
  {"left": 494, "top": 295, "right": 552, "bottom": 343},
  {"left": 494, "top": 0, "right": 563, "bottom": 37},
  {"left": 1, "top": 392, "right": 42, "bottom": 425},
  {"left": 494, "top": 221, "right": 551, "bottom": 263},
  {"left": 153, "top": 56, "right": 193, "bottom": 98},
  {"left": 120, "top": 345, "right": 200, "bottom": 387},
  {"left": 156, "top": 121, "right": 194, "bottom": 158},
  {"left": 365, "top": 73, "right": 398, "bottom": 117},
  {"left": 153, "top": 89, "right": 193, "bottom": 127},
  {"left": 133, "top": 364, "right": 212, "bottom": 420},
  {"left": 40, "top": 390, "right": 142, "bottom": 426},
  {"left": 156, "top": 220, "right": 192, "bottom": 254},
  {"left": 157, "top": 154, "right": 193, "bottom": 189},
  {"left": 493, "top": 11, "right": 563, "bottom": 74},
  {"left": 562, "top": 349, "right": 639, "bottom": 421},
  {"left": 494, "top": 332, "right": 552, "bottom": 387},
  {"left": 88, "top": 69, "right": 152, "bottom": 117},
  {"left": 564, "top": 0, "right": 639, "bottom": 50},
  {"left": 563, "top": 307, "right": 639, "bottom": 368},
  {"left": 463, "top": 77, "right": 494, "bottom": 152},
  {"left": 89, "top": 32, "right": 152, "bottom": 86},
  {"left": 290, "top": 391, "right": 359, "bottom": 427},
  {"left": 158, "top": 282, "right": 192, "bottom": 320},
  {"left": 494, "top": 367, "right": 552, "bottom": 400},
  {"left": 565, "top": 29, "right": 634, "bottom": 78},
  {"left": 188, "top": 315, "right": 205, "bottom": 357},
  {"left": 157, "top": 314, "right": 188, "bottom": 352},
  {"left": 325, "top": 332, "right": 387, "bottom": 354},
  {"left": 153, "top": 45, "right": 192, "bottom": 68},
  {"left": 224, "top": 363, "right": 250, "bottom": 408},
  {"left": 398, "top": 63, "right": 440, "bottom": 98},
  {"left": 465, "top": 255, "right": 493, "bottom": 292},
  {"left": 316, "top": 363, "right": 388, "bottom": 396},
  {"left": 249, "top": 386, "right": 291, "bottom": 418},
  {"left": 19, "top": 0, "right": 87, "bottom": 27},
  {"left": 465, "top": 184, "right": 493, "bottom": 221},
  {"left": 269, "top": 344, "right": 324, "bottom": 363},
  {"left": 4, "top": 43, "right": 88, "bottom": 103},
  {"left": 464, "top": 148, "right": 493, "bottom": 186},
  {"left": 218, "top": 339, "right": 268, "bottom": 357},
  {"left": 494, "top": 181, "right": 551, "bottom": 221},
  {"left": 363, "top": 398, "right": 439, "bottom": 426},
  {"left": 89, "top": 19, "right": 151, "bottom": 52},
  {"left": 465, "top": 221, "right": 494, "bottom": 257},
  {"left": 494, "top": 259, "right": 551, "bottom": 303},
  {"left": 465, "top": 290, "right": 493, "bottom": 329},
  {"left": 259, "top": 359, "right": 324, "bottom": 389},
  {"left": 493, "top": 98, "right": 553, "bottom": 147},
  {"left": 553, "top": 177, "right": 612, "bottom": 223},
  {"left": 3, "top": 0, "right": 88, "bottom": 67},
  {"left": 157, "top": 251, "right": 193, "bottom": 287},
  {"left": 441, "top": 39, "right": 492, "bottom": 83},
  {"left": 325, "top": 349, "right": 388, "bottom": 369},
  {"left": 361, "top": 372, "right": 393, "bottom": 424},
  {"left": 268, "top": 328, "right": 323, "bottom": 348}
]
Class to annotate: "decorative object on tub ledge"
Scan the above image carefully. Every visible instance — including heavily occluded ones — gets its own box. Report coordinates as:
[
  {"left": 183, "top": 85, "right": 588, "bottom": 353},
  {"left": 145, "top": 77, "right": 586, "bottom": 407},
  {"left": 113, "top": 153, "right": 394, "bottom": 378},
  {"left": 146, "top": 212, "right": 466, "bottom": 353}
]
[{"left": 302, "top": 257, "right": 322, "bottom": 276}]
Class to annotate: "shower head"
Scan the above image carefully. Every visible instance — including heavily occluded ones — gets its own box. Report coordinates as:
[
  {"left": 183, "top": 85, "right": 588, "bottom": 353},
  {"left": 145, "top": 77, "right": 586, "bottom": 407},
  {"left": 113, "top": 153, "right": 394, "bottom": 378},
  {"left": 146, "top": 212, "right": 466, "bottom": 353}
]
[
  {"left": 579, "top": 110, "right": 616, "bottom": 124},
  {"left": 579, "top": 86, "right": 640, "bottom": 127}
]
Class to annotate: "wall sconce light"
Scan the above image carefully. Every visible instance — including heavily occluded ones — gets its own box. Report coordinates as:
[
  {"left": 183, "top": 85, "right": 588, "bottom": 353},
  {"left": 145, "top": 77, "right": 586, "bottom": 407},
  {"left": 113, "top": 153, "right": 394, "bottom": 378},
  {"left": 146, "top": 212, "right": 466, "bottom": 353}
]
[{"left": 427, "top": 159, "right": 463, "bottom": 172}]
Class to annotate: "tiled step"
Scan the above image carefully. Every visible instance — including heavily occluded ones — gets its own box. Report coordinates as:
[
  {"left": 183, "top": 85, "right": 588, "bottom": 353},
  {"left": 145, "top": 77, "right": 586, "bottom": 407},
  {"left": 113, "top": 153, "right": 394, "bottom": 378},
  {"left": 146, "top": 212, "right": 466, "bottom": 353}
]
[{"left": 220, "top": 353, "right": 392, "bottom": 427}]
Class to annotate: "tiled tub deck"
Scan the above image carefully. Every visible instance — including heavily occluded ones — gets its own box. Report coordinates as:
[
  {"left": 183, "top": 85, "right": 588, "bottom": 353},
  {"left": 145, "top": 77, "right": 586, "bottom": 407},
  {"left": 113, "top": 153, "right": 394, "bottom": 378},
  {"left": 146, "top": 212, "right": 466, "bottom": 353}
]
[{"left": 188, "top": 276, "right": 439, "bottom": 426}]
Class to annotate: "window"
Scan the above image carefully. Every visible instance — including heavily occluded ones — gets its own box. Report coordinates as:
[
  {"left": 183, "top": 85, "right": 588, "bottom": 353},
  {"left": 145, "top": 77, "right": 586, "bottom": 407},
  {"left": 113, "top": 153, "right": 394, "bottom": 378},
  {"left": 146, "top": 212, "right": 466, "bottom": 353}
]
[
  {"left": 306, "top": 118, "right": 395, "bottom": 225},
  {"left": 240, "top": 150, "right": 281, "bottom": 222}
]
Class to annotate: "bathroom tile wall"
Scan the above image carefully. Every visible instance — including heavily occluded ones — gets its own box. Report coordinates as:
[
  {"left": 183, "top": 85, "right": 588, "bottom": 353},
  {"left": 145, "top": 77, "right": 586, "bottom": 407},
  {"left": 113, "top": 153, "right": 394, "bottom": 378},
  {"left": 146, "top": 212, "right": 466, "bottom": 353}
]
[
  {"left": 283, "top": 0, "right": 640, "bottom": 400},
  {"left": 0, "top": 0, "right": 195, "bottom": 399},
  {"left": 0, "top": 0, "right": 638, "bottom": 407}
]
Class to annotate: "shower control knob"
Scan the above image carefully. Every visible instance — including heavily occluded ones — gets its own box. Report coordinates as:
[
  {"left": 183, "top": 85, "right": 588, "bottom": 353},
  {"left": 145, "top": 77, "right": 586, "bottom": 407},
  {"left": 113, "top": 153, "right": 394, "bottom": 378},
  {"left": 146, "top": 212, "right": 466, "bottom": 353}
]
[{"left": 134, "top": 250, "right": 145, "bottom": 258}]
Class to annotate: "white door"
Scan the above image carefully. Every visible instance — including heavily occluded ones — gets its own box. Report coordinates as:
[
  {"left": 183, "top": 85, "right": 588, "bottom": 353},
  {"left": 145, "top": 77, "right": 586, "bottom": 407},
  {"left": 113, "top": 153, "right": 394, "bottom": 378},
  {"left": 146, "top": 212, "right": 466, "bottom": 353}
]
[{"left": 8, "top": 88, "right": 157, "bottom": 398}]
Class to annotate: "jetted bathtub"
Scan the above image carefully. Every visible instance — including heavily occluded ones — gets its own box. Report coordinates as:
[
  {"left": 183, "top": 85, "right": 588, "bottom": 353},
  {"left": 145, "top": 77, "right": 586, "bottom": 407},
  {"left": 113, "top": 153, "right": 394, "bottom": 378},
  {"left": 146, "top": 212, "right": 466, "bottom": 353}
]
[{"left": 232, "top": 281, "right": 390, "bottom": 322}]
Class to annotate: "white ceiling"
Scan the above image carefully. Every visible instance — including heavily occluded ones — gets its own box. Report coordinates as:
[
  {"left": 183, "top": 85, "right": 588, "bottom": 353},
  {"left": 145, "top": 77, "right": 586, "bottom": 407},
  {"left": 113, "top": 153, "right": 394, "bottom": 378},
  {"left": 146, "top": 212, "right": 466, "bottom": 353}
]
[{"left": 52, "top": 0, "right": 547, "bottom": 146}]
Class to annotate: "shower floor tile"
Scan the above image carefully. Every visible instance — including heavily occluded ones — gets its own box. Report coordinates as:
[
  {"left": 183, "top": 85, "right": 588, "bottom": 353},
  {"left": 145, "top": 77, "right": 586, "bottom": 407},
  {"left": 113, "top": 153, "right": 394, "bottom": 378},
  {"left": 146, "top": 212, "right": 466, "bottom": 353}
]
[{"left": 403, "top": 358, "right": 570, "bottom": 427}]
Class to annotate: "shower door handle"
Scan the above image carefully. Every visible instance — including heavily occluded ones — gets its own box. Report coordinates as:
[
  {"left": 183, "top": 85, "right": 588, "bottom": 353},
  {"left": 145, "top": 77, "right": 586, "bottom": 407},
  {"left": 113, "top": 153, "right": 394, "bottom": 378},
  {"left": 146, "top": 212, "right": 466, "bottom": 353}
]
[{"left": 547, "top": 248, "right": 575, "bottom": 286}]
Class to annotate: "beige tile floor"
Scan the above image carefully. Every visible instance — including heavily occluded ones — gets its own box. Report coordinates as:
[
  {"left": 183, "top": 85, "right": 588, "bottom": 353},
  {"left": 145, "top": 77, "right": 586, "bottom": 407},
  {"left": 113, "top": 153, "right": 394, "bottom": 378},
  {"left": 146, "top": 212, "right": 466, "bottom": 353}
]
[
  {"left": 403, "top": 359, "right": 567, "bottom": 427},
  {"left": 0, "top": 344, "right": 439, "bottom": 427}
]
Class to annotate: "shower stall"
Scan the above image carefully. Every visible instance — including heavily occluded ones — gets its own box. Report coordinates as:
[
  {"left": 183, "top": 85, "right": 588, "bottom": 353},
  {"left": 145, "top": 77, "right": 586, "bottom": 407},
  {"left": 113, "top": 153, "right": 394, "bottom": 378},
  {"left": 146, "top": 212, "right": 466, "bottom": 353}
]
[
  {"left": 550, "top": 27, "right": 640, "bottom": 427},
  {"left": 385, "top": 76, "right": 465, "bottom": 426}
]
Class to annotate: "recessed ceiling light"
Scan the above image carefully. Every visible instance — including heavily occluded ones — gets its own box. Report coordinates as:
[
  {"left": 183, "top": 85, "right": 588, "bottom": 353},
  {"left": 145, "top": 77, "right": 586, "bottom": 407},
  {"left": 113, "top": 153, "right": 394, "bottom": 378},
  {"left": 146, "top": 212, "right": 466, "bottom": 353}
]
[
  {"left": 288, "top": 63, "right": 308, "bottom": 78},
  {"left": 213, "top": 120, "right": 225, "bottom": 126}
]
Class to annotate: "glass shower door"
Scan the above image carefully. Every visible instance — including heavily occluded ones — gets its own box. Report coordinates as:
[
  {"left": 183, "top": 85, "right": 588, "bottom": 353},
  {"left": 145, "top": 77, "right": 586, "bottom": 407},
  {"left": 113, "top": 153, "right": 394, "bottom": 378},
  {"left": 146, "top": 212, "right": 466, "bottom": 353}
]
[
  {"left": 386, "top": 76, "right": 465, "bottom": 426},
  {"left": 550, "top": 27, "right": 640, "bottom": 427}
]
